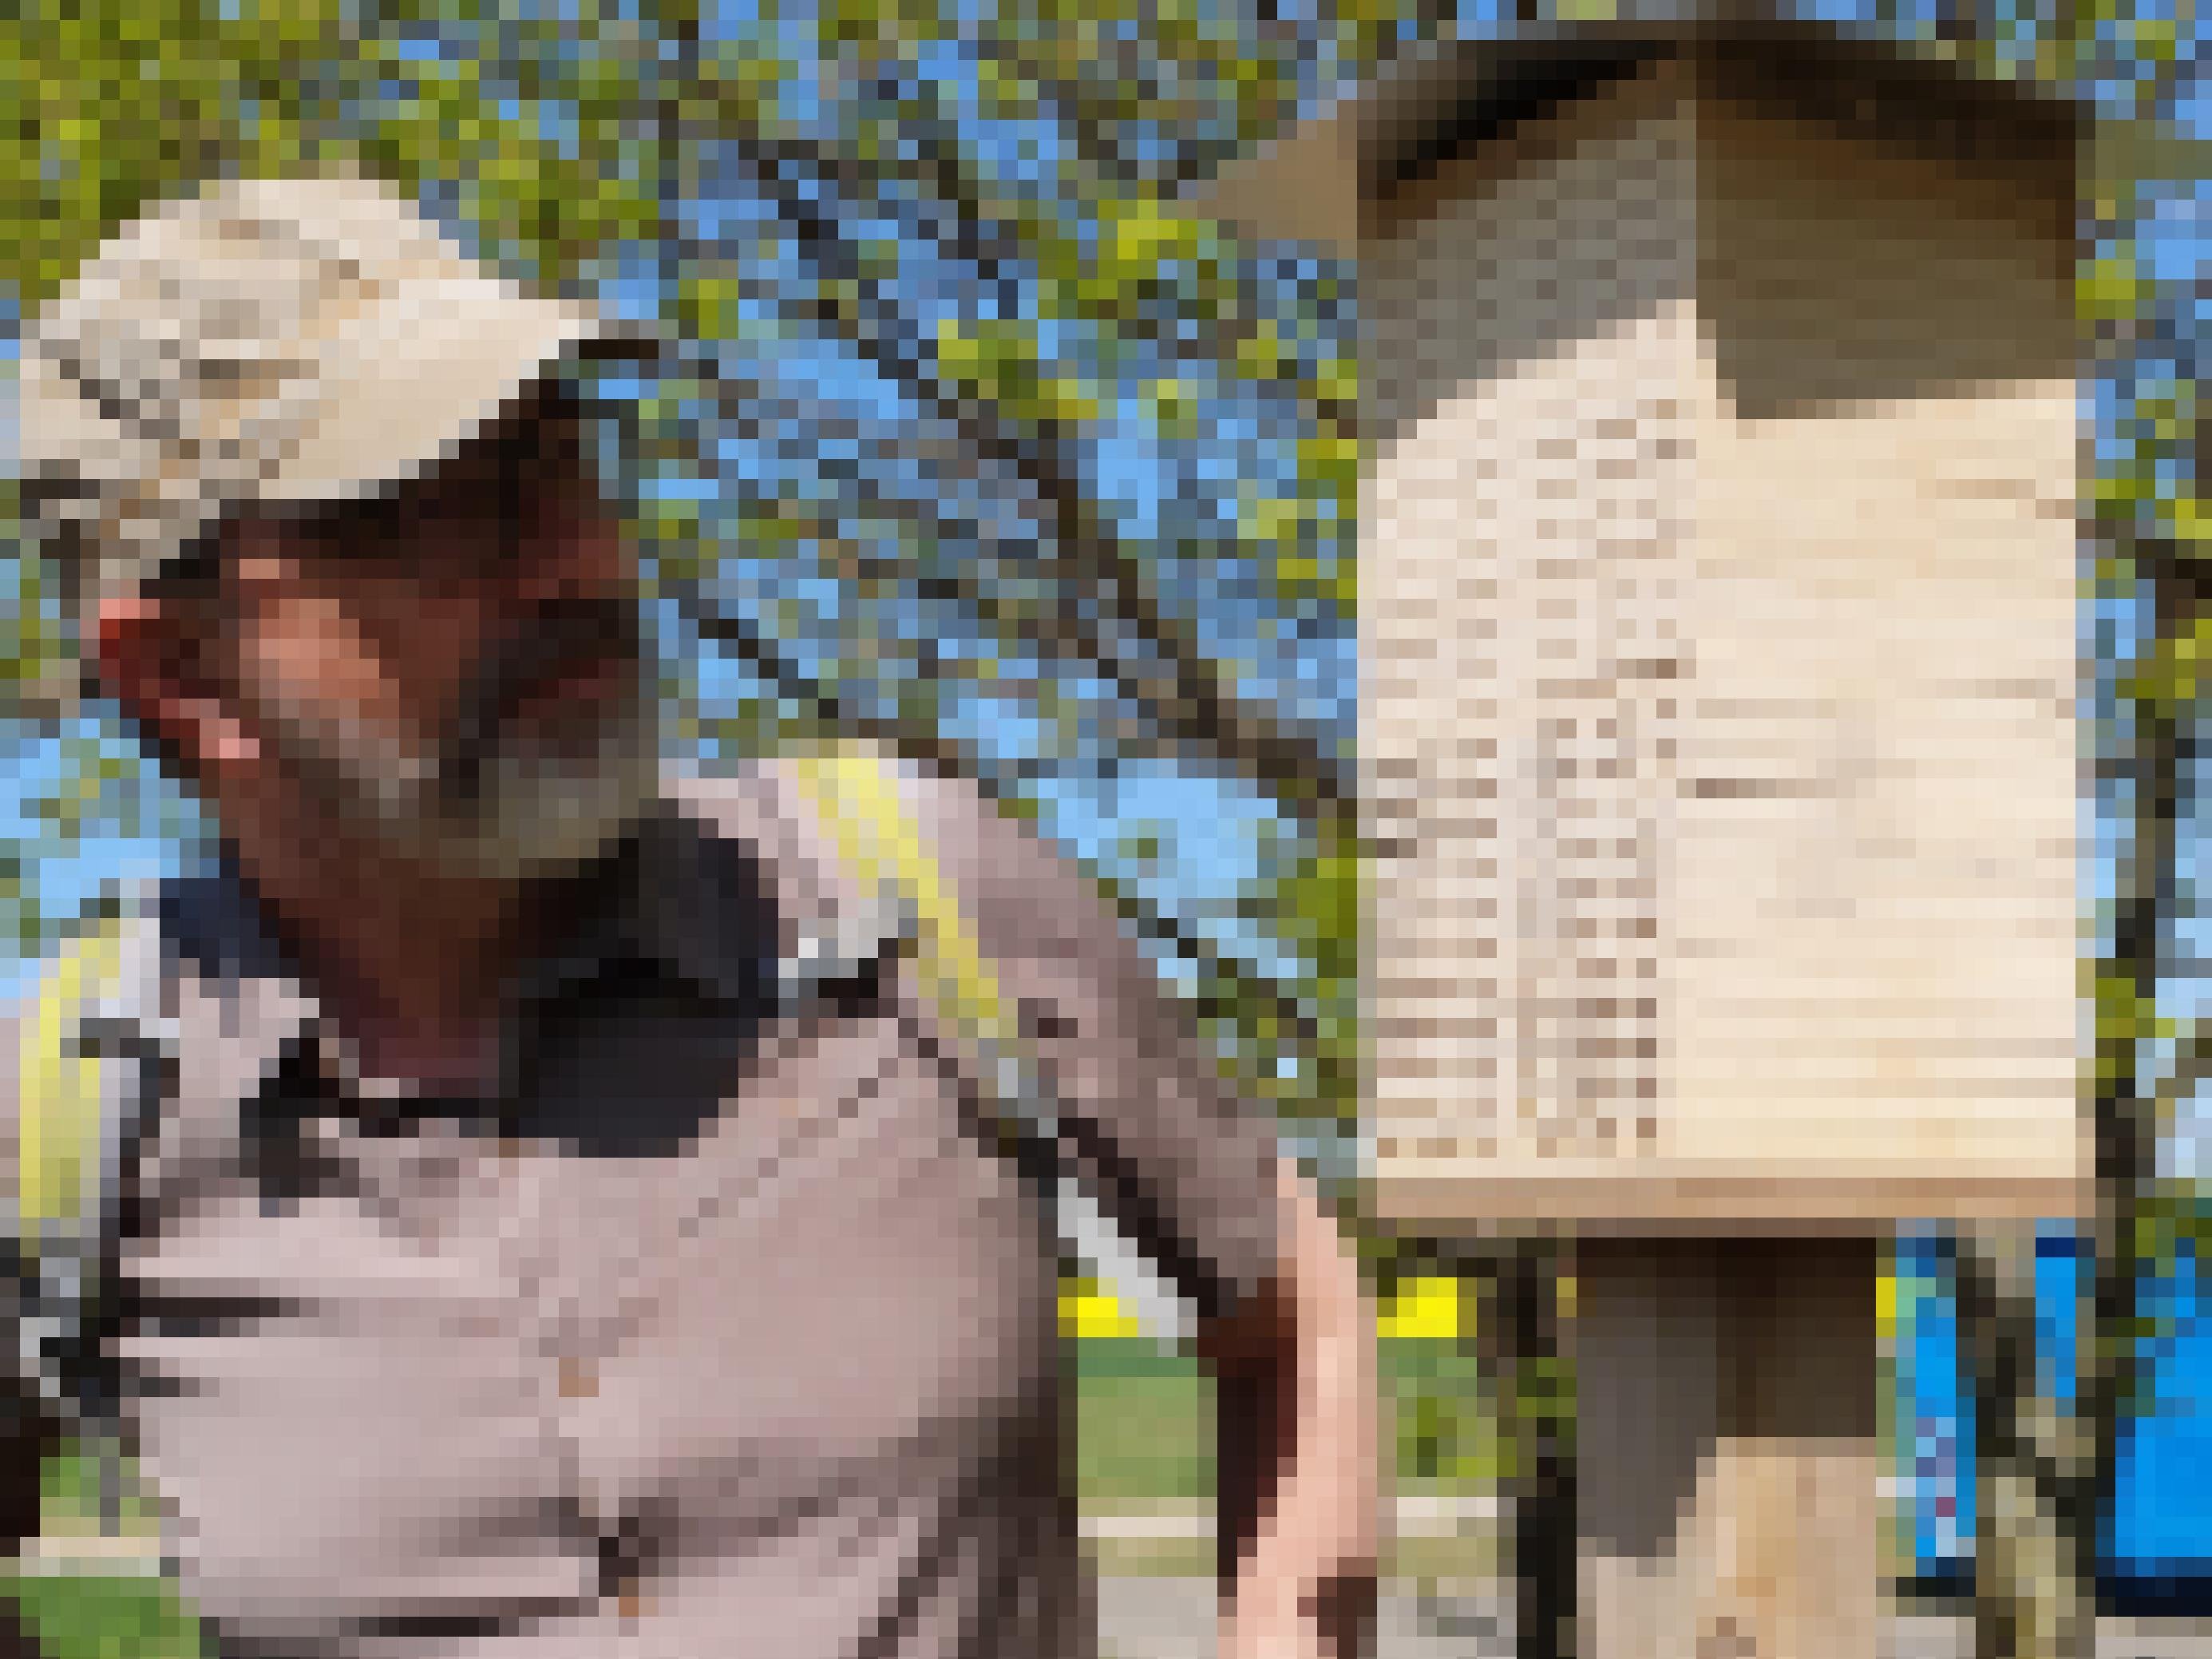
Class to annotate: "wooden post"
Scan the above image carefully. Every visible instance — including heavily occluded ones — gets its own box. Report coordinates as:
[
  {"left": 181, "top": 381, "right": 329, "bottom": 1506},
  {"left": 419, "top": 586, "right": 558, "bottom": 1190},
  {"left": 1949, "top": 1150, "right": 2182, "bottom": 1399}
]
[{"left": 1573, "top": 1238, "right": 1879, "bottom": 1659}]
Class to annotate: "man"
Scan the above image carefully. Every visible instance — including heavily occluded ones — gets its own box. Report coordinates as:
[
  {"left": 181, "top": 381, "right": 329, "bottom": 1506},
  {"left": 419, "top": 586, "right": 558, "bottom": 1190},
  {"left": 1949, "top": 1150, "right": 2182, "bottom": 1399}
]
[{"left": 4, "top": 172, "right": 1378, "bottom": 1658}]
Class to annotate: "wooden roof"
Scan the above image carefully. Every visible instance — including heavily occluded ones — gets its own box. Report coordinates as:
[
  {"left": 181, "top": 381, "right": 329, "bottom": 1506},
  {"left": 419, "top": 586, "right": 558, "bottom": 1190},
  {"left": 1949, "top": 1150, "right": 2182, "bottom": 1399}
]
[{"left": 1185, "top": 3, "right": 2087, "bottom": 254}]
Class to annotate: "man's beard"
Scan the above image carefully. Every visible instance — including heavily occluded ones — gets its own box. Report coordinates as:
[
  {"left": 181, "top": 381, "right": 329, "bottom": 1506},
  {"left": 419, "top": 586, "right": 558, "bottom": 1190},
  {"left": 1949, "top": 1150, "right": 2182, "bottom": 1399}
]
[{"left": 241, "top": 608, "right": 660, "bottom": 883}]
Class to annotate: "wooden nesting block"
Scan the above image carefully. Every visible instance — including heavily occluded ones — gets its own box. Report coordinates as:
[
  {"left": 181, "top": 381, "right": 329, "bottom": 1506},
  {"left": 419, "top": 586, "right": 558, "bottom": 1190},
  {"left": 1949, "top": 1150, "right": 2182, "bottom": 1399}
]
[{"left": 1353, "top": 49, "right": 2084, "bottom": 1230}]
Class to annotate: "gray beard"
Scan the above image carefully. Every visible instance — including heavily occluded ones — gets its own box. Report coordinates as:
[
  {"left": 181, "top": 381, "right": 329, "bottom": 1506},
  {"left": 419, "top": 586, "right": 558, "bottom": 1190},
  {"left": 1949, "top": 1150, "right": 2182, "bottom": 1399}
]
[{"left": 246, "top": 678, "right": 660, "bottom": 883}]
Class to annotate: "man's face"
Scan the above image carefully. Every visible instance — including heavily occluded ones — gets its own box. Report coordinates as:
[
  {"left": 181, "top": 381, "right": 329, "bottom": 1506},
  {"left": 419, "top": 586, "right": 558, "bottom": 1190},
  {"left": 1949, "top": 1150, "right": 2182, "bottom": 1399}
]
[{"left": 194, "top": 382, "right": 657, "bottom": 881}]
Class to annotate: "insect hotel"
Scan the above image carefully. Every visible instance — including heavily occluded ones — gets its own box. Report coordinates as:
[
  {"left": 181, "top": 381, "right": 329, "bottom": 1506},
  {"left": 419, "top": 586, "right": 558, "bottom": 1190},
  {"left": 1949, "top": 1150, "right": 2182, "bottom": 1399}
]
[{"left": 1197, "top": 9, "right": 2087, "bottom": 1657}]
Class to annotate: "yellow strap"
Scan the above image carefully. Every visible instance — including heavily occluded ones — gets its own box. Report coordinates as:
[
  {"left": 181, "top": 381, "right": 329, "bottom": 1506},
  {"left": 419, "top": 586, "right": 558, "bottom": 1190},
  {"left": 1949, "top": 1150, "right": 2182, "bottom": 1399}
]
[
  {"left": 793, "top": 752, "right": 1199, "bottom": 1348},
  {"left": 786, "top": 750, "right": 1015, "bottom": 1051},
  {"left": 17, "top": 917, "right": 125, "bottom": 1241}
]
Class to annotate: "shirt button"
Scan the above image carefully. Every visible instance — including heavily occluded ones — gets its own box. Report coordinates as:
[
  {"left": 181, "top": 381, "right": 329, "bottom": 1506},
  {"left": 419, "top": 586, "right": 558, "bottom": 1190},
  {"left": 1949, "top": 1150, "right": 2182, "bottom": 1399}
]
[{"left": 558, "top": 1356, "right": 598, "bottom": 1400}]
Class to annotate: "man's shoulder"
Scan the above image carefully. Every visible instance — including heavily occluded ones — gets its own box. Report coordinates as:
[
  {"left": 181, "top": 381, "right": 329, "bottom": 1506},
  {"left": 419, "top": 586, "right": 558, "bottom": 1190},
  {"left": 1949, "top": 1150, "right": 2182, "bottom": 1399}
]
[
  {"left": 658, "top": 753, "right": 1018, "bottom": 884},
  {"left": 659, "top": 754, "right": 1081, "bottom": 930},
  {"left": 658, "top": 755, "right": 1138, "bottom": 1002}
]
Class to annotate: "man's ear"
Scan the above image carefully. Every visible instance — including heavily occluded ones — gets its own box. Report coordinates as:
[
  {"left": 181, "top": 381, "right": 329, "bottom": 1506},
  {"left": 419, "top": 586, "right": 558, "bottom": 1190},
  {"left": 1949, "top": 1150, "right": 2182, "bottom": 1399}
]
[{"left": 91, "top": 592, "right": 259, "bottom": 773}]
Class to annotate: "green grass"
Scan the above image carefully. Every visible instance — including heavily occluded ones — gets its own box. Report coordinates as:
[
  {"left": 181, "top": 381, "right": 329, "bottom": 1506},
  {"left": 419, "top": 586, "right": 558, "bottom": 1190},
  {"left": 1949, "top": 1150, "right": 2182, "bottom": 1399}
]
[
  {"left": 1074, "top": 1342, "right": 1217, "bottom": 1505},
  {"left": 3, "top": 1574, "right": 200, "bottom": 1659},
  {"left": 9, "top": 1439, "right": 192, "bottom": 1659},
  {"left": 1073, "top": 1336, "right": 1507, "bottom": 1504},
  {"left": 1385, "top": 1341, "right": 1506, "bottom": 1491}
]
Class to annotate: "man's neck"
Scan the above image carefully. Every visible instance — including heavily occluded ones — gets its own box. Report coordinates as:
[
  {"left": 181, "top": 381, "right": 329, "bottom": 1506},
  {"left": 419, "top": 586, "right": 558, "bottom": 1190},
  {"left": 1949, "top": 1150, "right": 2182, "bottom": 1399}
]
[{"left": 220, "top": 821, "right": 546, "bottom": 1093}]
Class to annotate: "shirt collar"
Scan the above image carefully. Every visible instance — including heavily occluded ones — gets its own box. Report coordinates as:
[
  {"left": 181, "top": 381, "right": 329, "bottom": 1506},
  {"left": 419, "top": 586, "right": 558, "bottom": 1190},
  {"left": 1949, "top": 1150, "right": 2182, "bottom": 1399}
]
[
  {"left": 156, "top": 796, "right": 782, "bottom": 1103},
  {"left": 577, "top": 802, "right": 780, "bottom": 1009}
]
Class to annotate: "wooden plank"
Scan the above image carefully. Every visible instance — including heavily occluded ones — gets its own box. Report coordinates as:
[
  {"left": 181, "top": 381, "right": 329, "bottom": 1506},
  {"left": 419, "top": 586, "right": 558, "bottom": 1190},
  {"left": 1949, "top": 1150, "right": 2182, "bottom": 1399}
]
[{"left": 1371, "top": 1166, "right": 2090, "bottom": 1233}]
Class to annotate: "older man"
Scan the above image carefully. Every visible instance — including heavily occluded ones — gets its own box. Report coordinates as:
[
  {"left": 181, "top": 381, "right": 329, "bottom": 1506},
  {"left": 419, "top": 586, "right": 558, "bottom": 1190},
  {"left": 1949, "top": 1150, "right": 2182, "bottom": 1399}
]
[{"left": 3, "top": 172, "right": 1377, "bottom": 1659}]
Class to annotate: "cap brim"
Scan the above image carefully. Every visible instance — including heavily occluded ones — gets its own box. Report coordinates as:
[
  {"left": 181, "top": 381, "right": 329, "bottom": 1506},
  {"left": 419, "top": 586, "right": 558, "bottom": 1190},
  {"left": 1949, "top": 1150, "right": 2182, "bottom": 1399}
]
[{"left": 259, "top": 279, "right": 655, "bottom": 507}]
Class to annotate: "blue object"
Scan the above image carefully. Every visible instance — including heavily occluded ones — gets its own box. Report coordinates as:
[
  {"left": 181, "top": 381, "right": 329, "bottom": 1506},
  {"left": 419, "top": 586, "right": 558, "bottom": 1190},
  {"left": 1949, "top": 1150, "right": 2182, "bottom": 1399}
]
[{"left": 1901, "top": 1228, "right": 2212, "bottom": 1590}]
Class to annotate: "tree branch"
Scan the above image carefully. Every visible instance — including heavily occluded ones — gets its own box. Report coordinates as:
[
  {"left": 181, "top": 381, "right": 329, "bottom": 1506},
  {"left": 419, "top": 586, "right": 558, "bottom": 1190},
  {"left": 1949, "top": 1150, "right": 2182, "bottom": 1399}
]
[
  {"left": 682, "top": 113, "right": 1354, "bottom": 816},
  {"left": 2153, "top": 1016, "right": 2212, "bottom": 1123},
  {"left": 687, "top": 599, "right": 1328, "bottom": 1057}
]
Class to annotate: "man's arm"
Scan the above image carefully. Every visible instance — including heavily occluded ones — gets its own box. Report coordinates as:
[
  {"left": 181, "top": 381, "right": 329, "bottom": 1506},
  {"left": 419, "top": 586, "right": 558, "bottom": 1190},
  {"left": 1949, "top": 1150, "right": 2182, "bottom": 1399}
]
[
  {"left": 1201, "top": 1158, "right": 1381, "bottom": 1659},
  {"left": 880, "top": 764, "right": 1380, "bottom": 1653}
]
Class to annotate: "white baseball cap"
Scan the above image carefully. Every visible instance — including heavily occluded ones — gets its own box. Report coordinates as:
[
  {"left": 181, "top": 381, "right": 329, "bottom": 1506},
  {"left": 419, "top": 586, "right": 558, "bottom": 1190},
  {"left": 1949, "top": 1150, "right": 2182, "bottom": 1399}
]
[{"left": 15, "top": 165, "right": 660, "bottom": 635}]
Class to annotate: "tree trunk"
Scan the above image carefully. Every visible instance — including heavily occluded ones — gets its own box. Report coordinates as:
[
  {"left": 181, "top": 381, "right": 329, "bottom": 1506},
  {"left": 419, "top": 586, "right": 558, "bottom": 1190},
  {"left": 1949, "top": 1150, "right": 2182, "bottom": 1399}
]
[
  {"left": 1958, "top": 1222, "right": 2095, "bottom": 1657},
  {"left": 1480, "top": 1241, "right": 1576, "bottom": 1659}
]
